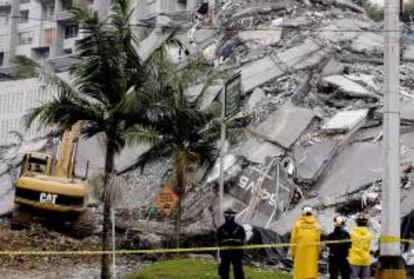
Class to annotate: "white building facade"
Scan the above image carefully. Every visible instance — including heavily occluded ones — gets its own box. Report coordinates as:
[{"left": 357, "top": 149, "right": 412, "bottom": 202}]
[{"left": 0, "top": 0, "right": 199, "bottom": 67}]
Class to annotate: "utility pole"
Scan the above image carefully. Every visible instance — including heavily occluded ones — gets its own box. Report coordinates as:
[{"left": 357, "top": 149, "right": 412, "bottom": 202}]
[
  {"left": 376, "top": 0, "right": 406, "bottom": 277},
  {"left": 218, "top": 87, "right": 226, "bottom": 227}
]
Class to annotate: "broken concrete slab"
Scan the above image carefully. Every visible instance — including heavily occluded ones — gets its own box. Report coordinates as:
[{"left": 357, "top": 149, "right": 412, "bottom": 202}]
[
  {"left": 238, "top": 29, "right": 282, "bottom": 45},
  {"left": 322, "top": 75, "right": 374, "bottom": 98},
  {"left": 197, "top": 85, "right": 222, "bottom": 111},
  {"left": 236, "top": 136, "right": 284, "bottom": 164},
  {"left": 345, "top": 74, "right": 380, "bottom": 92},
  {"left": 318, "top": 19, "right": 361, "bottom": 43},
  {"left": 184, "top": 82, "right": 222, "bottom": 109},
  {"left": 321, "top": 57, "right": 345, "bottom": 77},
  {"left": 401, "top": 99, "right": 414, "bottom": 122},
  {"left": 322, "top": 109, "right": 369, "bottom": 134},
  {"left": 253, "top": 102, "right": 315, "bottom": 149},
  {"left": 241, "top": 39, "right": 325, "bottom": 93},
  {"left": 137, "top": 29, "right": 176, "bottom": 63},
  {"left": 238, "top": 18, "right": 283, "bottom": 46},
  {"left": 75, "top": 133, "right": 150, "bottom": 177},
  {"left": 317, "top": 142, "right": 382, "bottom": 198},
  {"left": 403, "top": 45, "right": 414, "bottom": 62},
  {"left": 185, "top": 84, "right": 204, "bottom": 103},
  {"left": 241, "top": 56, "right": 284, "bottom": 93},
  {"left": 283, "top": 16, "right": 312, "bottom": 28},
  {"left": 294, "top": 140, "right": 338, "bottom": 183},
  {"left": 247, "top": 88, "right": 266, "bottom": 111},
  {"left": 136, "top": 16, "right": 177, "bottom": 62},
  {"left": 277, "top": 38, "right": 326, "bottom": 70},
  {"left": 192, "top": 29, "right": 216, "bottom": 50},
  {"left": 206, "top": 154, "right": 240, "bottom": 184},
  {"left": 350, "top": 32, "right": 384, "bottom": 55}
]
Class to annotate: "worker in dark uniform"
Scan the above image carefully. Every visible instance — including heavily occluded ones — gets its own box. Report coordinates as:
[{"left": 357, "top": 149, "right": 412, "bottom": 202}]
[
  {"left": 217, "top": 208, "right": 246, "bottom": 279},
  {"left": 327, "top": 216, "right": 351, "bottom": 279}
]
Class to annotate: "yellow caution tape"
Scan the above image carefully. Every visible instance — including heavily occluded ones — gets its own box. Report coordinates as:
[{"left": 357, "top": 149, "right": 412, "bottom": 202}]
[{"left": 0, "top": 238, "right": 412, "bottom": 256}]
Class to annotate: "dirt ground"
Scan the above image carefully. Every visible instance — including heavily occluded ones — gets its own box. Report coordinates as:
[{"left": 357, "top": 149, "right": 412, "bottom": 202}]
[{"left": 0, "top": 217, "right": 145, "bottom": 279}]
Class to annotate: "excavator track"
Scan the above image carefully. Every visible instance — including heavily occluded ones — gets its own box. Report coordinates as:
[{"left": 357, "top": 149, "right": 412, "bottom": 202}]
[
  {"left": 10, "top": 206, "right": 32, "bottom": 230},
  {"left": 72, "top": 209, "right": 96, "bottom": 238}
]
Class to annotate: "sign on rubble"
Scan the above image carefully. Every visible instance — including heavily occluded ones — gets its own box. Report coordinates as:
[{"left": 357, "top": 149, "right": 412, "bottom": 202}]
[
  {"left": 226, "top": 156, "right": 293, "bottom": 227},
  {"left": 224, "top": 73, "right": 242, "bottom": 118},
  {"left": 154, "top": 185, "right": 179, "bottom": 216}
]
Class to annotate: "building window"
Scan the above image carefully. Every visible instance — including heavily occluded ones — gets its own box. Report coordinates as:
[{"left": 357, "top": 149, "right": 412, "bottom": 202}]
[
  {"left": 0, "top": 11, "right": 9, "bottom": 25},
  {"left": 65, "top": 24, "right": 78, "bottom": 39},
  {"left": 0, "top": 52, "right": 4, "bottom": 66},
  {"left": 19, "top": 10, "right": 29, "bottom": 23},
  {"left": 42, "top": 4, "right": 55, "bottom": 20},
  {"left": 20, "top": 0, "right": 30, "bottom": 3},
  {"left": 18, "top": 31, "right": 34, "bottom": 45},
  {"left": 44, "top": 28, "right": 55, "bottom": 44}
]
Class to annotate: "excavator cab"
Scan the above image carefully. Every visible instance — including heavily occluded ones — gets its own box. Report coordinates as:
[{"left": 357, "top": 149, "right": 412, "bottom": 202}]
[{"left": 20, "top": 153, "right": 53, "bottom": 176}]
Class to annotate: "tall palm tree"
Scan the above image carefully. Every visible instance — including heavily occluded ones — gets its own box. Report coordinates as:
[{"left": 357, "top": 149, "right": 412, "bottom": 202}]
[
  {"left": 125, "top": 49, "right": 243, "bottom": 248},
  {"left": 15, "top": 0, "right": 169, "bottom": 277}
]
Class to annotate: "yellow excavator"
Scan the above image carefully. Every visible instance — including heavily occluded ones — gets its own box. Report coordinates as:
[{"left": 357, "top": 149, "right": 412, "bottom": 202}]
[{"left": 12, "top": 122, "right": 93, "bottom": 236}]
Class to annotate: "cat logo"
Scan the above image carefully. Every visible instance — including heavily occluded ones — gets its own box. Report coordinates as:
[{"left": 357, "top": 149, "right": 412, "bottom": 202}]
[{"left": 39, "top": 192, "right": 58, "bottom": 204}]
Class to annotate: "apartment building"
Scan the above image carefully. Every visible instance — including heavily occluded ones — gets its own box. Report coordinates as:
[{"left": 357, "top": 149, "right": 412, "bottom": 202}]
[{"left": 0, "top": 0, "right": 200, "bottom": 67}]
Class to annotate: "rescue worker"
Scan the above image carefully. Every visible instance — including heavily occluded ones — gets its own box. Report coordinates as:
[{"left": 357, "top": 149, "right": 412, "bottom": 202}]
[
  {"left": 327, "top": 216, "right": 351, "bottom": 279},
  {"left": 217, "top": 208, "right": 246, "bottom": 279},
  {"left": 289, "top": 206, "right": 321, "bottom": 279},
  {"left": 348, "top": 214, "right": 373, "bottom": 279}
]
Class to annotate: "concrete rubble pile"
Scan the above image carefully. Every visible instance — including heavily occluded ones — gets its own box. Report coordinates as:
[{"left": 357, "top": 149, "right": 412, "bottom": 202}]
[{"left": 1, "top": 0, "right": 414, "bottom": 270}]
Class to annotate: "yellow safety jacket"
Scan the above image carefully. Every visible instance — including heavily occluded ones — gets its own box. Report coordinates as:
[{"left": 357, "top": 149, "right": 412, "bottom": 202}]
[
  {"left": 289, "top": 215, "right": 321, "bottom": 279},
  {"left": 349, "top": 226, "right": 372, "bottom": 266}
]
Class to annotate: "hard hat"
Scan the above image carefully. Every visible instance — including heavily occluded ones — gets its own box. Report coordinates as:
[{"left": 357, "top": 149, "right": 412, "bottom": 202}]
[
  {"left": 333, "top": 216, "right": 346, "bottom": 227},
  {"left": 302, "top": 206, "right": 313, "bottom": 215}
]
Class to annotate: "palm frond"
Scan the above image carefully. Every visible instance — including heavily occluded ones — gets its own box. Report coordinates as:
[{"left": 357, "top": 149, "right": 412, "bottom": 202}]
[{"left": 125, "top": 125, "right": 161, "bottom": 146}]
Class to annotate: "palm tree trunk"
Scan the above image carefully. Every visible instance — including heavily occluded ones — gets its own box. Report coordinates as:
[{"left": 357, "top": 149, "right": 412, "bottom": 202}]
[
  {"left": 174, "top": 151, "right": 186, "bottom": 248},
  {"left": 174, "top": 196, "right": 182, "bottom": 248},
  {"left": 101, "top": 138, "right": 116, "bottom": 279}
]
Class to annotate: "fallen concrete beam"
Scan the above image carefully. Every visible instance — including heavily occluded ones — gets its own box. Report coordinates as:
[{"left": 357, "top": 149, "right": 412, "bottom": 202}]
[
  {"left": 322, "top": 75, "right": 375, "bottom": 98},
  {"left": 322, "top": 109, "right": 369, "bottom": 134}
]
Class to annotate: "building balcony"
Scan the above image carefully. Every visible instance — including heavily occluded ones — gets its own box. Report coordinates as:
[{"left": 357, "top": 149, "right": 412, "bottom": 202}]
[{"left": 56, "top": 10, "right": 73, "bottom": 21}]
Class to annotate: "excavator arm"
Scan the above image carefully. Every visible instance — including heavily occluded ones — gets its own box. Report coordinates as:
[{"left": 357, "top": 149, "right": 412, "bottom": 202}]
[{"left": 53, "top": 122, "right": 82, "bottom": 178}]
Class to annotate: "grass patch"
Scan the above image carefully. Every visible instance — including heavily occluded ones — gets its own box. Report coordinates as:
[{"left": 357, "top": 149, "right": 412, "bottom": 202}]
[{"left": 123, "top": 258, "right": 292, "bottom": 279}]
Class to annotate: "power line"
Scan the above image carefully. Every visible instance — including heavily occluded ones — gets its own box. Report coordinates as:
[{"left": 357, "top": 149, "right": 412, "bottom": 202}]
[{"left": 0, "top": 13, "right": 410, "bottom": 38}]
